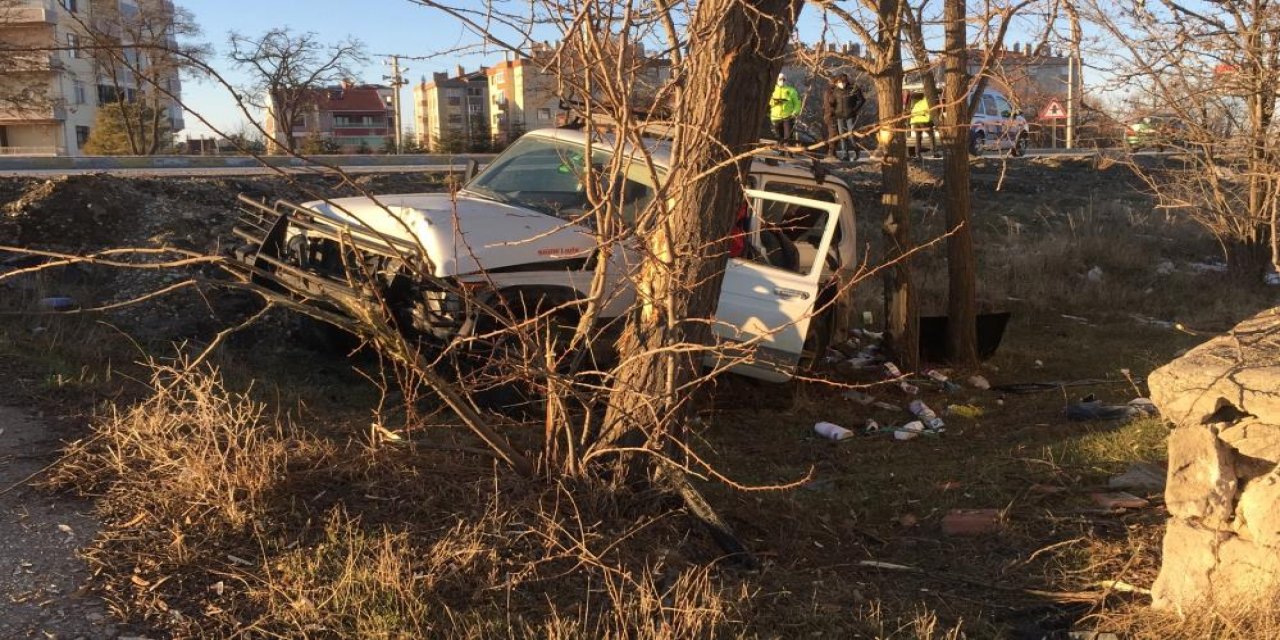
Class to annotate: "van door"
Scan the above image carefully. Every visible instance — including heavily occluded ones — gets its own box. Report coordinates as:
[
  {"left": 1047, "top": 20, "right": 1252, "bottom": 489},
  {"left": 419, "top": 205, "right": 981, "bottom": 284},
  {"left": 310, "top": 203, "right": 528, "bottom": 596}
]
[{"left": 708, "top": 188, "right": 843, "bottom": 382}]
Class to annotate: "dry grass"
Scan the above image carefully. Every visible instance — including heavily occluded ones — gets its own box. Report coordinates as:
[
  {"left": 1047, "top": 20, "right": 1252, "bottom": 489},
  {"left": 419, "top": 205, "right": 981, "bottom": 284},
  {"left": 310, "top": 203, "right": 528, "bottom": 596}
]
[
  {"left": 48, "top": 361, "right": 307, "bottom": 530},
  {"left": 44, "top": 362, "right": 756, "bottom": 638}
]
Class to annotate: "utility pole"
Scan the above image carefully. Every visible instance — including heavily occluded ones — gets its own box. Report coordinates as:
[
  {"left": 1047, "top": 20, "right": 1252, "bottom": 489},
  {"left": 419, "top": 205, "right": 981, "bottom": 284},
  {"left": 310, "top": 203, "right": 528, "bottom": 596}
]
[
  {"left": 384, "top": 55, "right": 408, "bottom": 154},
  {"left": 1064, "top": 0, "right": 1082, "bottom": 150}
]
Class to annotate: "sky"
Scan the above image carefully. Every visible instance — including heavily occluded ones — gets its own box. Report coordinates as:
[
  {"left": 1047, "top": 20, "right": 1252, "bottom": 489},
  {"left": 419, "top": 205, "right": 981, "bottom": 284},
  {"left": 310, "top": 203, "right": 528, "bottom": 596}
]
[{"left": 176, "top": 0, "right": 1062, "bottom": 138}]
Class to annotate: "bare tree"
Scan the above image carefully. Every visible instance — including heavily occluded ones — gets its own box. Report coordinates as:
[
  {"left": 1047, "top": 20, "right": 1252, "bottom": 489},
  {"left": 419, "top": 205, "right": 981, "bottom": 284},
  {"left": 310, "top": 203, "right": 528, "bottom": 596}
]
[
  {"left": 227, "top": 29, "right": 366, "bottom": 153},
  {"left": 812, "top": 0, "right": 919, "bottom": 369},
  {"left": 1086, "top": 0, "right": 1280, "bottom": 278}
]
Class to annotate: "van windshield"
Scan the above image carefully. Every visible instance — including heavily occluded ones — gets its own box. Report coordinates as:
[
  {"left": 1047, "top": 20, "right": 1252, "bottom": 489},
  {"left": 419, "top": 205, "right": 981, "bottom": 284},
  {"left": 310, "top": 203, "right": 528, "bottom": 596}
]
[{"left": 463, "top": 136, "right": 656, "bottom": 224}]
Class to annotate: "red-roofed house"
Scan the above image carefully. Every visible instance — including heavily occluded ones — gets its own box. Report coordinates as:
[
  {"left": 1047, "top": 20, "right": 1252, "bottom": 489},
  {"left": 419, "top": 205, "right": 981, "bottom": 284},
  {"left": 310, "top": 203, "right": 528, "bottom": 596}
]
[{"left": 266, "top": 81, "right": 396, "bottom": 153}]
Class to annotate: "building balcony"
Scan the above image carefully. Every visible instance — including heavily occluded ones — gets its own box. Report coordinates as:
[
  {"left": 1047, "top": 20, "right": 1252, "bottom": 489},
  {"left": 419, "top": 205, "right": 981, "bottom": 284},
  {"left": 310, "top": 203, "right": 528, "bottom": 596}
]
[
  {"left": 6, "top": 53, "right": 63, "bottom": 72},
  {"left": 0, "top": 104, "right": 67, "bottom": 123},
  {"left": 0, "top": 4, "right": 58, "bottom": 26}
]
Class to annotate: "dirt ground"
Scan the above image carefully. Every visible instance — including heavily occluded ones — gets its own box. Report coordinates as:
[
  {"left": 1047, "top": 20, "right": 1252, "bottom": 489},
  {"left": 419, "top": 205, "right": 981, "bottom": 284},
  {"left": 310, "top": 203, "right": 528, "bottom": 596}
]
[
  {"left": 0, "top": 157, "right": 1277, "bottom": 638},
  {"left": 0, "top": 405, "right": 112, "bottom": 640}
]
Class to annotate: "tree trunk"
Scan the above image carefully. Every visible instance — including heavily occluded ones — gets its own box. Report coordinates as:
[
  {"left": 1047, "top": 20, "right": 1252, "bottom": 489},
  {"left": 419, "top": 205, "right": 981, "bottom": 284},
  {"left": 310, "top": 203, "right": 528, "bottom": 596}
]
[
  {"left": 874, "top": 0, "right": 918, "bottom": 371},
  {"left": 598, "top": 0, "right": 801, "bottom": 455},
  {"left": 943, "top": 0, "right": 978, "bottom": 367}
]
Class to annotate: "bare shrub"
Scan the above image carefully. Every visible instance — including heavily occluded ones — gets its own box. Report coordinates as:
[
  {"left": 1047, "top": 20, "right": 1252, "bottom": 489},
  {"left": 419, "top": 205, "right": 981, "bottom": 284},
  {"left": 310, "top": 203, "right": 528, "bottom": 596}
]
[{"left": 48, "top": 360, "right": 304, "bottom": 530}]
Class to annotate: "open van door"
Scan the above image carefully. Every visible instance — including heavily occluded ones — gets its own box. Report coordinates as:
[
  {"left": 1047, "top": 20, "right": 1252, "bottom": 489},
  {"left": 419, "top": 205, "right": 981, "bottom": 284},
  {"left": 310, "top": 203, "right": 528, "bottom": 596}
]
[{"left": 707, "top": 188, "right": 844, "bottom": 382}]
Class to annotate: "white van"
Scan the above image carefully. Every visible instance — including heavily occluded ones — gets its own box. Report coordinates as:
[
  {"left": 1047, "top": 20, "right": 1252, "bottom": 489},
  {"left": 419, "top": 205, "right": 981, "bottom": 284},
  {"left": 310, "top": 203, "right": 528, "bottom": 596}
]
[
  {"left": 237, "top": 128, "right": 860, "bottom": 383},
  {"left": 904, "top": 84, "right": 1030, "bottom": 157}
]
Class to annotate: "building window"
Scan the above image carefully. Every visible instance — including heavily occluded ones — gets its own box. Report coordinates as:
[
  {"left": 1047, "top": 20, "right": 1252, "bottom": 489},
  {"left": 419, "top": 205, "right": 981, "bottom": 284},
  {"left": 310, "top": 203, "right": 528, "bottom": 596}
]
[
  {"left": 75, "top": 126, "right": 90, "bottom": 148},
  {"left": 66, "top": 33, "right": 82, "bottom": 59},
  {"left": 97, "top": 84, "right": 119, "bottom": 105},
  {"left": 447, "top": 96, "right": 461, "bottom": 107},
  {"left": 537, "top": 108, "right": 551, "bottom": 122},
  {"left": 447, "top": 114, "right": 463, "bottom": 124},
  {"left": 73, "top": 81, "right": 86, "bottom": 105},
  {"left": 62, "top": 0, "right": 78, "bottom": 12},
  {"left": 467, "top": 87, "right": 483, "bottom": 96}
]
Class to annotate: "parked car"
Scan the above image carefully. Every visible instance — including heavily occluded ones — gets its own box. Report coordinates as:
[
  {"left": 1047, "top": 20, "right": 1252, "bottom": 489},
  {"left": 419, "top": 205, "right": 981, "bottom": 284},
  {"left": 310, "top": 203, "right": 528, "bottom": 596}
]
[
  {"left": 1125, "top": 114, "right": 1185, "bottom": 151},
  {"left": 234, "top": 128, "right": 861, "bottom": 383},
  {"left": 904, "top": 85, "right": 1030, "bottom": 157}
]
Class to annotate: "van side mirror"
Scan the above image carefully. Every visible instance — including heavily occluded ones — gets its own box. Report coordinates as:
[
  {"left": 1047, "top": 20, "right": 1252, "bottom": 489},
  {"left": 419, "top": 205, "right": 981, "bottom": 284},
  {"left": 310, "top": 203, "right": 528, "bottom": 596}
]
[{"left": 463, "top": 158, "right": 479, "bottom": 183}]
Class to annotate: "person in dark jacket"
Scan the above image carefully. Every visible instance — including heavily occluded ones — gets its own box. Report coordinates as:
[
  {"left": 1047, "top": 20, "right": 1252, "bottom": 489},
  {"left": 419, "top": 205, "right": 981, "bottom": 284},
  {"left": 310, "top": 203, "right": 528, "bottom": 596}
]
[{"left": 824, "top": 73, "right": 866, "bottom": 161}]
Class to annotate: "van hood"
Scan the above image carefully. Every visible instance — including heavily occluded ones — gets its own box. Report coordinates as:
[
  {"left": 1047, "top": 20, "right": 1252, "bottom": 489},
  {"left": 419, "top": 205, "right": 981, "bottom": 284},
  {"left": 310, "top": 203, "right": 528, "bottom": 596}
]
[{"left": 301, "top": 192, "right": 596, "bottom": 277}]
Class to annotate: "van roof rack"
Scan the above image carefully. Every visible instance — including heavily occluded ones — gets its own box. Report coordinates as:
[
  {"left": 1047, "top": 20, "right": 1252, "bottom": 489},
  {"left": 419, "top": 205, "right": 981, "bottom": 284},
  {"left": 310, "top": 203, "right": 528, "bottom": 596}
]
[{"left": 751, "top": 145, "right": 831, "bottom": 183}]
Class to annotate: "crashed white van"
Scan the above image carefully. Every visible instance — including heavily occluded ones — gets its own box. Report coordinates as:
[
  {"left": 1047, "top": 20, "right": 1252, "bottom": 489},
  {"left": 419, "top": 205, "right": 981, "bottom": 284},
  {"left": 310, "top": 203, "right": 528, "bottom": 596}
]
[{"left": 235, "top": 128, "right": 859, "bottom": 382}]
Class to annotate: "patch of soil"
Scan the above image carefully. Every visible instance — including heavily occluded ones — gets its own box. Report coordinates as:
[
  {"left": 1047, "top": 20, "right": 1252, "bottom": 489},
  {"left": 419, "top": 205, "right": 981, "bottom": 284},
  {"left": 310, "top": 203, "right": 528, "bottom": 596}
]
[{"left": 0, "top": 406, "right": 120, "bottom": 640}]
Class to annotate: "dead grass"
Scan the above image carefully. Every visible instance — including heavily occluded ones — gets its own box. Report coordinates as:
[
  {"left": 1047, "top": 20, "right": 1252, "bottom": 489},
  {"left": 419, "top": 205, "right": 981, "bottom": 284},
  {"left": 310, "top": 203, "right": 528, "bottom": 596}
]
[
  {"left": 43, "top": 361, "right": 758, "bottom": 638},
  {"left": 47, "top": 361, "right": 310, "bottom": 530}
]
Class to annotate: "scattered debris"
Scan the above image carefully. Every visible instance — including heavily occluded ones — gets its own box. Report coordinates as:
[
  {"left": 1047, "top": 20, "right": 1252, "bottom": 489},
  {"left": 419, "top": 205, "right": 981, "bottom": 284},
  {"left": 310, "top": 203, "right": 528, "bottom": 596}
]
[
  {"left": 1066, "top": 396, "right": 1159, "bottom": 422},
  {"left": 1096, "top": 579, "right": 1152, "bottom": 595},
  {"left": 924, "top": 369, "right": 962, "bottom": 393},
  {"left": 1188, "top": 259, "right": 1228, "bottom": 274},
  {"left": 1267, "top": 270, "right": 1280, "bottom": 286},
  {"left": 1155, "top": 260, "right": 1176, "bottom": 276},
  {"left": 1091, "top": 491, "right": 1150, "bottom": 510},
  {"left": 946, "top": 404, "right": 984, "bottom": 419},
  {"left": 1086, "top": 266, "right": 1104, "bottom": 283},
  {"left": 967, "top": 375, "right": 991, "bottom": 390},
  {"left": 1061, "top": 314, "right": 1091, "bottom": 324},
  {"left": 883, "top": 362, "right": 919, "bottom": 394},
  {"left": 893, "top": 421, "right": 926, "bottom": 441},
  {"left": 941, "top": 509, "right": 1002, "bottom": 536},
  {"left": 872, "top": 401, "right": 902, "bottom": 412},
  {"left": 814, "top": 421, "right": 855, "bottom": 442},
  {"left": 1067, "top": 631, "right": 1120, "bottom": 640},
  {"left": 862, "top": 419, "right": 881, "bottom": 434},
  {"left": 907, "top": 400, "right": 946, "bottom": 432},
  {"left": 36, "top": 296, "right": 76, "bottom": 312},
  {"left": 841, "top": 389, "right": 875, "bottom": 405},
  {"left": 1109, "top": 463, "right": 1166, "bottom": 492},
  {"left": 1029, "top": 484, "right": 1065, "bottom": 495},
  {"left": 1130, "top": 313, "right": 1175, "bottom": 329},
  {"left": 898, "top": 513, "right": 919, "bottom": 528},
  {"left": 1034, "top": 359, "right": 1044, "bottom": 368}
]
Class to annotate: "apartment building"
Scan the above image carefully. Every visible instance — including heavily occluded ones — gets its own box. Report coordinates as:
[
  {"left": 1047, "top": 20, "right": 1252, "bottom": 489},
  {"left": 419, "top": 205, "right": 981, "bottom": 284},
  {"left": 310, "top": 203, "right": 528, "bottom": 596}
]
[
  {"left": 486, "top": 43, "right": 559, "bottom": 146},
  {"left": 0, "top": 0, "right": 184, "bottom": 156},
  {"left": 967, "top": 43, "right": 1078, "bottom": 115},
  {"left": 413, "top": 65, "right": 489, "bottom": 152},
  {"left": 265, "top": 82, "right": 396, "bottom": 154}
]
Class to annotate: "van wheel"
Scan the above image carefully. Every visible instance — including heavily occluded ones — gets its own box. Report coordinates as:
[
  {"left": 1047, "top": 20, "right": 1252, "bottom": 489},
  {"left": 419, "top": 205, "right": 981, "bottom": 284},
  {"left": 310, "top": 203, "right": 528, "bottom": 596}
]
[
  {"left": 798, "top": 313, "right": 833, "bottom": 373},
  {"left": 1012, "top": 133, "right": 1028, "bottom": 157},
  {"left": 968, "top": 132, "right": 985, "bottom": 157}
]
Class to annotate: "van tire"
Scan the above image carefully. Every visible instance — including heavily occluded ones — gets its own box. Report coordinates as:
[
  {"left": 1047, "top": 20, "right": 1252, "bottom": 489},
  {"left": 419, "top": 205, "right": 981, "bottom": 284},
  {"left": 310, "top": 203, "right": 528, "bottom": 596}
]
[
  {"left": 968, "top": 131, "right": 984, "bottom": 157},
  {"left": 1012, "top": 133, "right": 1028, "bottom": 157}
]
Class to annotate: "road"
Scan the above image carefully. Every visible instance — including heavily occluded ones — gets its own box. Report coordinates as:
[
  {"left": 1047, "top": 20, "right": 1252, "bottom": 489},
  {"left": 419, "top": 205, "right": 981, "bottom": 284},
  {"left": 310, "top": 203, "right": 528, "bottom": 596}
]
[
  {"left": 0, "top": 164, "right": 472, "bottom": 178},
  {"left": 0, "top": 148, "right": 1172, "bottom": 178}
]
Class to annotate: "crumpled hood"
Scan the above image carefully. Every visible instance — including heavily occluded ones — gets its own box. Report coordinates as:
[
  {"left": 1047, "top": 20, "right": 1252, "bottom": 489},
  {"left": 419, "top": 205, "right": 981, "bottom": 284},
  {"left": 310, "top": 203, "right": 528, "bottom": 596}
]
[{"left": 300, "top": 192, "right": 596, "bottom": 277}]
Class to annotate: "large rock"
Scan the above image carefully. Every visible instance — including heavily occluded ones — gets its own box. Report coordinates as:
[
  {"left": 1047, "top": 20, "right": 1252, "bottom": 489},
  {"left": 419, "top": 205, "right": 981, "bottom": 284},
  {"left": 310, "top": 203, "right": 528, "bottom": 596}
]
[
  {"left": 1149, "top": 307, "right": 1280, "bottom": 611},
  {"left": 1148, "top": 308, "right": 1280, "bottom": 427},
  {"left": 1219, "top": 422, "right": 1280, "bottom": 462},
  {"left": 1164, "top": 425, "right": 1237, "bottom": 526},
  {"left": 1238, "top": 472, "right": 1280, "bottom": 547}
]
